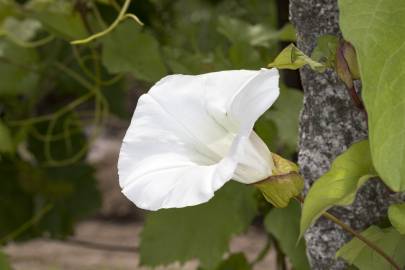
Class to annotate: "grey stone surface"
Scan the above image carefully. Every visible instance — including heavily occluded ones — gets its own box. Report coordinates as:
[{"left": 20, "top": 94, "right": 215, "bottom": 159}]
[{"left": 289, "top": 1, "right": 398, "bottom": 269}]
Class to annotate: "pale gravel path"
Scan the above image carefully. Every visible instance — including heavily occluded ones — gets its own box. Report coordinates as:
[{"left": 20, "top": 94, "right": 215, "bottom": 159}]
[{"left": 5, "top": 220, "right": 277, "bottom": 270}]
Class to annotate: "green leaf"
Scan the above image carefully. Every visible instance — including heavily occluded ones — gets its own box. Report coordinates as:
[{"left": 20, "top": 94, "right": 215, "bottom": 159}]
[
  {"left": 0, "top": 250, "right": 12, "bottom": 270},
  {"left": 163, "top": 46, "right": 229, "bottom": 74},
  {"left": 0, "top": 121, "right": 13, "bottom": 153},
  {"left": 0, "top": 38, "right": 39, "bottom": 96},
  {"left": 0, "top": 1, "right": 16, "bottom": 23},
  {"left": 0, "top": 157, "right": 100, "bottom": 240},
  {"left": 264, "top": 200, "right": 310, "bottom": 270},
  {"left": 27, "top": 0, "right": 87, "bottom": 40},
  {"left": 217, "top": 16, "right": 295, "bottom": 48},
  {"left": 214, "top": 253, "right": 251, "bottom": 270},
  {"left": 277, "top": 23, "right": 297, "bottom": 42},
  {"left": 255, "top": 86, "right": 303, "bottom": 158},
  {"left": 199, "top": 253, "right": 251, "bottom": 270},
  {"left": 267, "top": 86, "right": 303, "bottom": 156},
  {"left": 336, "top": 226, "right": 405, "bottom": 270},
  {"left": 36, "top": 163, "right": 101, "bottom": 237},
  {"left": 310, "top": 34, "right": 339, "bottom": 68},
  {"left": 140, "top": 182, "right": 257, "bottom": 269},
  {"left": 300, "top": 140, "right": 376, "bottom": 237},
  {"left": 102, "top": 20, "right": 167, "bottom": 82},
  {"left": 339, "top": 0, "right": 405, "bottom": 191},
  {"left": 0, "top": 159, "right": 34, "bottom": 240},
  {"left": 228, "top": 42, "right": 263, "bottom": 69},
  {"left": 268, "top": 44, "right": 325, "bottom": 71},
  {"left": 100, "top": 78, "right": 129, "bottom": 119},
  {"left": 388, "top": 203, "right": 405, "bottom": 235},
  {"left": 254, "top": 114, "right": 277, "bottom": 150}
]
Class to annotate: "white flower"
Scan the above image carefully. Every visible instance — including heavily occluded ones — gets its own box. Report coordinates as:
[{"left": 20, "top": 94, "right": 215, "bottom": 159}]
[{"left": 118, "top": 68, "right": 280, "bottom": 211}]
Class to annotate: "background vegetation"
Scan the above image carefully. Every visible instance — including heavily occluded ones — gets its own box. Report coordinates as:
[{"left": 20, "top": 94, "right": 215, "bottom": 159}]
[{"left": 0, "top": 0, "right": 306, "bottom": 269}]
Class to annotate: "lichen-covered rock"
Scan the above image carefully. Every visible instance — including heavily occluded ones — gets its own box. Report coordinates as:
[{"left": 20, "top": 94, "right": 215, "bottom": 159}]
[{"left": 289, "top": 1, "right": 396, "bottom": 269}]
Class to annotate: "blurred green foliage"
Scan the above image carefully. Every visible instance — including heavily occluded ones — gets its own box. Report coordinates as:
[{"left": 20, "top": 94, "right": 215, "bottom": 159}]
[
  {"left": 0, "top": 250, "right": 11, "bottom": 270},
  {"left": 0, "top": 0, "right": 306, "bottom": 269},
  {"left": 206, "top": 253, "right": 252, "bottom": 270},
  {"left": 265, "top": 200, "right": 310, "bottom": 270},
  {"left": 140, "top": 182, "right": 257, "bottom": 269}
]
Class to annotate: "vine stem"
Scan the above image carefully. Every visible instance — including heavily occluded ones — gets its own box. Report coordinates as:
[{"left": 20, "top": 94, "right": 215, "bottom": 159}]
[
  {"left": 2, "top": 33, "right": 55, "bottom": 48},
  {"left": 322, "top": 212, "right": 400, "bottom": 270},
  {"left": 295, "top": 196, "right": 401, "bottom": 270},
  {"left": 70, "top": 0, "right": 143, "bottom": 45}
]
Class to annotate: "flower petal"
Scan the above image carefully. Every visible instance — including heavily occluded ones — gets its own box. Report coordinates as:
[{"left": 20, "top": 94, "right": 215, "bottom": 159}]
[
  {"left": 229, "top": 68, "right": 279, "bottom": 133},
  {"left": 118, "top": 94, "right": 237, "bottom": 210},
  {"left": 122, "top": 157, "right": 237, "bottom": 211},
  {"left": 118, "top": 69, "right": 279, "bottom": 210},
  {"left": 202, "top": 68, "right": 280, "bottom": 183}
]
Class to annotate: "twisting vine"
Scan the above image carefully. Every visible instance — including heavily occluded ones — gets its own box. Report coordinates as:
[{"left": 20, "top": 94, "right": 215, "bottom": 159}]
[{"left": 71, "top": 0, "right": 143, "bottom": 45}]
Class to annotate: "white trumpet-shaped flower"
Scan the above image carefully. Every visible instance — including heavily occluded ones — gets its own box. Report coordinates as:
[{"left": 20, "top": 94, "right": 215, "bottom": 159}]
[{"left": 118, "top": 68, "right": 280, "bottom": 211}]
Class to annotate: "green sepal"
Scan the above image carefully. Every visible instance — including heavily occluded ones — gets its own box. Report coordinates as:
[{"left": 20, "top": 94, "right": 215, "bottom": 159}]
[
  {"left": 255, "top": 153, "right": 304, "bottom": 208},
  {"left": 268, "top": 44, "right": 325, "bottom": 71}
]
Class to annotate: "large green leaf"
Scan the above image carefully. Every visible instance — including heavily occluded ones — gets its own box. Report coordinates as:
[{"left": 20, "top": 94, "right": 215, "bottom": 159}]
[
  {"left": 264, "top": 201, "right": 310, "bottom": 270},
  {"left": 339, "top": 0, "right": 405, "bottom": 191},
  {"left": 388, "top": 203, "right": 405, "bottom": 235},
  {"left": 140, "top": 182, "right": 257, "bottom": 269},
  {"left": 336, "top": 226, "right": 405, "bottom": 270},
  {"left": 300, "top": 140, "right": 376, "bottom": 237},
  {"left": 102, "top": 20, "right": 167, "bottom": 82}
]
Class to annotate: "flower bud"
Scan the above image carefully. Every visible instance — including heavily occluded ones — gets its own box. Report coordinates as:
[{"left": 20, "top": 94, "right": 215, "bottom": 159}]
[
  {"left": 336, "top": 42, "right": 354, "bottom": 89},
  {"left": 342, "top": 42, "right": 360, "bottom": 80}
]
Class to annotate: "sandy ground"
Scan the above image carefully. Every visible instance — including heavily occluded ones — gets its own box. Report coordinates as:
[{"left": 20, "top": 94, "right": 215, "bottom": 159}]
[{"left": 4, "top": 220, "right": 276, "bottom": 270}]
